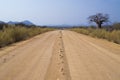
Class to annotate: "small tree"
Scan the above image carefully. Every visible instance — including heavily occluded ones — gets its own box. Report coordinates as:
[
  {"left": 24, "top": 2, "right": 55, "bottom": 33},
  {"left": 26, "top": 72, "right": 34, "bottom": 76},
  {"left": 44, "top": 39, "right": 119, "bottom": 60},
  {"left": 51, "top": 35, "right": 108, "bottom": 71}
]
[{"left": 88, "top": 13, "right": 109, "bottom": 28}]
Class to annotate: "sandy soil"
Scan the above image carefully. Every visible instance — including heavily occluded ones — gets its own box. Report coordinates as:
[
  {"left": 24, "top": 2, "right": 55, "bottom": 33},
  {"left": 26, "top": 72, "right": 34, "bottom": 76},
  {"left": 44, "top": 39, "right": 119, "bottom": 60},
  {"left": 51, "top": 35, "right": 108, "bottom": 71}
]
[
  {"left": 63, "top": 30, "right": 120, "bottom": 80},
  {"left": 0, "top": 30, "right": 120, "bottom": 80}
]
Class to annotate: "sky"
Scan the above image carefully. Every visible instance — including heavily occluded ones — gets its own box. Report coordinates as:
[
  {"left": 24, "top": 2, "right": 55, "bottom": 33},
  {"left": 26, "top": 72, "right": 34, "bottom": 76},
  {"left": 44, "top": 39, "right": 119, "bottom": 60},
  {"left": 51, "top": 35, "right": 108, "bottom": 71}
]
[{"left": 0, "top": 0, "right": 120, "bottom": 25}]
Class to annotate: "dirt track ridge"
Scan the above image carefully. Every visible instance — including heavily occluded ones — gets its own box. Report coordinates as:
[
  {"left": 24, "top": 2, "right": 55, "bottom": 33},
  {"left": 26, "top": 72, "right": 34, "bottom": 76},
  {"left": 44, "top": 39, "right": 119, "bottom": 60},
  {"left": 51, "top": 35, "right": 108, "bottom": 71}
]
[{"left": 45, "top": 31, "right": 71, "bottom": 80}]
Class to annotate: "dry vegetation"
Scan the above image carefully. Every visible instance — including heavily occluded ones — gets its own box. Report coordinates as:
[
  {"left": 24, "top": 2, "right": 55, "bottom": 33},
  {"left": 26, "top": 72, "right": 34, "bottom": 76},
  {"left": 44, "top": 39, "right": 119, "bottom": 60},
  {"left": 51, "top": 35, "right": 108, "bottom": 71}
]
[
  {"left": 71, "top": 27, "right": 120, "bottom": 44},
  {"left": 0, "top": 25, "right": 55, "bottom": 47}
]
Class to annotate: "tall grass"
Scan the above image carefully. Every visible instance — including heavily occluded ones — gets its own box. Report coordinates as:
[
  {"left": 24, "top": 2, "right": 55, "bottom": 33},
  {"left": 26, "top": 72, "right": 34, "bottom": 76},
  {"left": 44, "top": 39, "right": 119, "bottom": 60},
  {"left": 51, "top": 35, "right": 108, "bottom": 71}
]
[
  {"left": 71, "top": 28, "right": 120, "bottom": 44},
  {"left": 0, "top": 26, "right": 55, "bottom": 47}
]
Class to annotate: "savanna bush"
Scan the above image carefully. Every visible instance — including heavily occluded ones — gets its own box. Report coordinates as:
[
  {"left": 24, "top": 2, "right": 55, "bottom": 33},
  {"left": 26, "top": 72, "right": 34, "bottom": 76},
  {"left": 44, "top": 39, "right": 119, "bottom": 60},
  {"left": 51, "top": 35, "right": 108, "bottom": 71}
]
[
  {"left": 71, "top": 28, "right": 120, "bottom": 44},
  {"left": 0, "top": 26, "right": 55, "bottom": 47}
]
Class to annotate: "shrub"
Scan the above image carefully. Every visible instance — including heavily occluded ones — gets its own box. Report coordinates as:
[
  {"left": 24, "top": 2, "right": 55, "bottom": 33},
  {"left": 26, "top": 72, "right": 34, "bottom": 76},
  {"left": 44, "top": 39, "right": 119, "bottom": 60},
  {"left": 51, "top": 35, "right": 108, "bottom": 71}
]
[
  {"left": 71, "top": 28, "right": 120, "bottom": 44},
  {"left": 112, "top": 23, "right": 120, "bottom": 30},
  {"left": 0, "top": 26, "right": 55, "bottom": 47}
]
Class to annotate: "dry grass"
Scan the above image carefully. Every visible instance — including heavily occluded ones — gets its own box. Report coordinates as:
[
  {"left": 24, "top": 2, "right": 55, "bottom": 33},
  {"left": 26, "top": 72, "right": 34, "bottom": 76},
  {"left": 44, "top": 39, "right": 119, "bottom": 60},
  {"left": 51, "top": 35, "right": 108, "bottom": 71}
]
[
  {"left": 71, "top": 28, "right": 120, "bottom": 44},
  {"left": 0, "top": 26, "right": 55, "bottom": 47}
]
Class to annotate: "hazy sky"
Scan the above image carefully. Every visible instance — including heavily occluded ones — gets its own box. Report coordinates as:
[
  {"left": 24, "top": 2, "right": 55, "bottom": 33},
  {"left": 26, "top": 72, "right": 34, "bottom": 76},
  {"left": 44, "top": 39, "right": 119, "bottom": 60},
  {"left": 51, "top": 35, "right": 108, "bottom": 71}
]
[{"left": 0, "top": 0, "right": 120, "bottom": 25}]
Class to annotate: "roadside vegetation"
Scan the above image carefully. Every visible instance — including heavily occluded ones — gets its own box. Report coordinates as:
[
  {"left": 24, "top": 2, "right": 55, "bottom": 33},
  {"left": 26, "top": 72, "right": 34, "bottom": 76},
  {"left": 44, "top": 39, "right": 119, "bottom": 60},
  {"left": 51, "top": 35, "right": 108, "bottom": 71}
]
[
  {"left": 71, "top": 13, "right": 120, "bottom": 44},
  {"left": 70, "top": 25, "right": 120, "bottom": 44},
  {"left": 0, "top": 24, "right": 55, "bottom": 48}
]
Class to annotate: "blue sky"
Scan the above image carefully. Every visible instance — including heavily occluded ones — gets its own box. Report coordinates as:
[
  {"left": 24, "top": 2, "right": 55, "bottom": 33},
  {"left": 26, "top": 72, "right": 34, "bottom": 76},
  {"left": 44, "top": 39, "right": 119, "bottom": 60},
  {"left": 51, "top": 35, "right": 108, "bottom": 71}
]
[{"left": 0, "top": 0, "right": 120, "bottom": 25}]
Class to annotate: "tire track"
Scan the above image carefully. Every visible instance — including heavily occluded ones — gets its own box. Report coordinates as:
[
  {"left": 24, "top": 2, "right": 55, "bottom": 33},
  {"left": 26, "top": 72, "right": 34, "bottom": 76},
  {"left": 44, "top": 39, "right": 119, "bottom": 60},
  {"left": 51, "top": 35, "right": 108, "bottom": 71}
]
[
  {"left": 62, "top": 30, "right": 120, "bottom": 80},
  {"left": 0, "top": 31, "right": 58, "bottom": 80}
]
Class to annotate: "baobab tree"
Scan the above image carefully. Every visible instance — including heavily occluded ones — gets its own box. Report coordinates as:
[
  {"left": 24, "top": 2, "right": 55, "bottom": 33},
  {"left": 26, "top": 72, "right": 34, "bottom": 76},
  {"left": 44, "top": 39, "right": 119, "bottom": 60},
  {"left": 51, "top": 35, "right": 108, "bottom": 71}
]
[{"left": 88, "top": 13, "right": 109, "bottom": 28}]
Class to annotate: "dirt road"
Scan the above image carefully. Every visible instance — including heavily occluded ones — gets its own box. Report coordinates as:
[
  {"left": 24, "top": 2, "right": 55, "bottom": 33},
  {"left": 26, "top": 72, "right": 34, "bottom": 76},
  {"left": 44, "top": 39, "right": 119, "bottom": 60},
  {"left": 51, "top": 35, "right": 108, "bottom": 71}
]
[{"left": 0, "top": 30, "right": 120, "bottom": 80}]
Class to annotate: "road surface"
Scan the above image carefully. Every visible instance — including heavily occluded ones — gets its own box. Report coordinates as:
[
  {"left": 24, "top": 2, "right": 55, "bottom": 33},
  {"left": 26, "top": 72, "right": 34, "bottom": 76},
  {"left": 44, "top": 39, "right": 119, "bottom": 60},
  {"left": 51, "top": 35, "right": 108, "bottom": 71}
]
[{"left": 0, "top": 30, "right": 120, "bottom": 80}]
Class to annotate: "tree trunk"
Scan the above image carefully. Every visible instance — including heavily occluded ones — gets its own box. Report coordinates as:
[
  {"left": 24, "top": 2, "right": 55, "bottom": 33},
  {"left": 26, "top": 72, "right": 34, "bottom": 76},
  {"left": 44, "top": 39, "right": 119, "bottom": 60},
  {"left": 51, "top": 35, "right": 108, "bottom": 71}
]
[{"left": 97, "top": 23, "right": 102, "bottom": 28}]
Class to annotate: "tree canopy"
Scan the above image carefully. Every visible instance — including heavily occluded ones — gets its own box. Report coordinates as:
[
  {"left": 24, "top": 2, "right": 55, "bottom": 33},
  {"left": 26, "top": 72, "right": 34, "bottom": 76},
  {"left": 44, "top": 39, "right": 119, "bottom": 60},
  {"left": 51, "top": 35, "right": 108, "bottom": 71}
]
[{"left": 88, "top": 13, "right": 109, "bottom": 28}]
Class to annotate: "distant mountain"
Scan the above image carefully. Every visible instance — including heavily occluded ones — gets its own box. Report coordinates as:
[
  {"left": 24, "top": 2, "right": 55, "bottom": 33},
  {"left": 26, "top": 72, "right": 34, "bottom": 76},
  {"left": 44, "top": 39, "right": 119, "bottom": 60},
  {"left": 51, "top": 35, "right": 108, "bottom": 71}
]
[
  {"left": 48, "top": 24, "right": 73, "bottom": 28},
  {"left": 8, "top": 21, "right": 19, "bottom": 25},
  {"left": 21, "top": 20, "right": 34, "bottom": 26},
  {"left": 0, "top": 21, "right": 5, "bottom": 24},
  {"left": 7, "top": 20, "right": 34, "bottom": 26}
]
